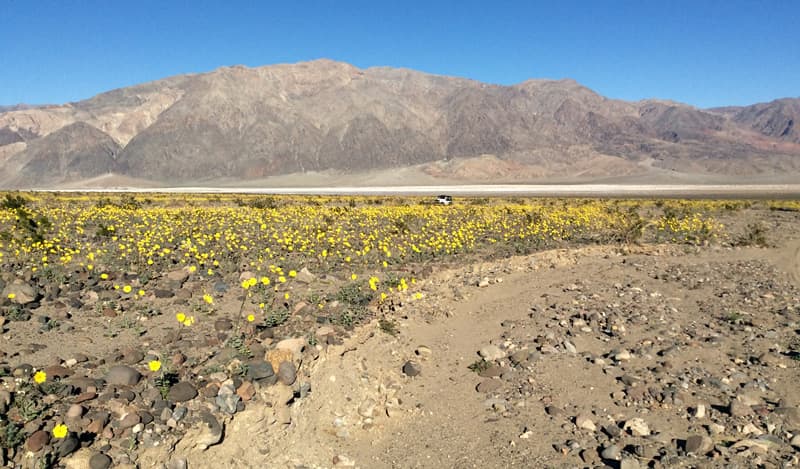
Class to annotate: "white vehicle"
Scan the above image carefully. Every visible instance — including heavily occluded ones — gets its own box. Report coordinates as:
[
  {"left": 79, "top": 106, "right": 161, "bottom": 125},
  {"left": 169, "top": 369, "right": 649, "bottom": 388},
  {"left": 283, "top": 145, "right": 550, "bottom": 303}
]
[{"left": 436, "top": 195, "right": 453, "bottom": 206}]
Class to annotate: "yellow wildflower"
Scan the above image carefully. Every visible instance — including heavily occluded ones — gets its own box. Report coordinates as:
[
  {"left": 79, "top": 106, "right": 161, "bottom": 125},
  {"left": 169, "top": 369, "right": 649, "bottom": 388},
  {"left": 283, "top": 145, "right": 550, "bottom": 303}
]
[
  {"left": 148, "top": 360, "right": 161, "bottom": 372},
  {"left": 33, "top": 371, "right": 47, "bottom": 384},
  {"left": 52, "top": 424, "right": 68, "bottom": 439}
]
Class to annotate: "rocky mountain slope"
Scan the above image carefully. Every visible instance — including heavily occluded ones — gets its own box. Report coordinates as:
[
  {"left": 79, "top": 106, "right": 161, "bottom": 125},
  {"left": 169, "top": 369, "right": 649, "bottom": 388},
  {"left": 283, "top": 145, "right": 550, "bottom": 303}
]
[{"left": 1, "top": 59, "right": 798, "bottom": 187}]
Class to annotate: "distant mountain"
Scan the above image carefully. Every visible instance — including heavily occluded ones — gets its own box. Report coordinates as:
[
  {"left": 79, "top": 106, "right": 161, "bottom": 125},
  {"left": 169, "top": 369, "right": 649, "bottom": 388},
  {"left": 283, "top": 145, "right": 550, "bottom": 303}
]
[{"left": 1, "top": 59, "right": 798, "bottom": 188}]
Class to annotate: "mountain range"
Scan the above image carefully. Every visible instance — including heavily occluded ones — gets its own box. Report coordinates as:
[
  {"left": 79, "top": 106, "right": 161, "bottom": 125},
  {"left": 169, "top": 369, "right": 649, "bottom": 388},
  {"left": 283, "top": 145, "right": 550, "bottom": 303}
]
[{"left": 1, "top": 59, "right": 798, "bottom": 188}]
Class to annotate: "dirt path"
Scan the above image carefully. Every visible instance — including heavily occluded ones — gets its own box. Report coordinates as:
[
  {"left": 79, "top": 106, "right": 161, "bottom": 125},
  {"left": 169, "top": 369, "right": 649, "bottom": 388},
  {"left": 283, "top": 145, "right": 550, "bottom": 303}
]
[{"left": 177, "top": 241, "right": 799, "bottom": 468}]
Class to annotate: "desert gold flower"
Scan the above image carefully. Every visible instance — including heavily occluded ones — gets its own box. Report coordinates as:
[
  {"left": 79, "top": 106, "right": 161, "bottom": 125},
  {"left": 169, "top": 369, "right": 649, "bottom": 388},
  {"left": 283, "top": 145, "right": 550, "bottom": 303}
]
[
  {"left": 122, "top": 285, "right": 132, "bottom": 293},
  {"left": 176, "top": 312, "right": 186, "bottom": 323},
  {"left": 7, "top": 293, "right": 15, "bottom": 300},
  {"left": 148, "top": 360, "right": 161, "bottom": 372},
  {"left": 203, "top": 293, "right": 214, "bottom": 304},
  {"left": 52, "top": 424, "right": 68, "bottom": 439},
  {"left": 247, "top": 314, "right": 255, "bottom": 322},
  {"left": 33, "top": 370, "right": 47, "bottom": 384},
  {"left": 100, "top": 273, "right": 109, "bottom": 280},
  {"left": 288, "top": 270, "right": 297, "bottom": 277}
]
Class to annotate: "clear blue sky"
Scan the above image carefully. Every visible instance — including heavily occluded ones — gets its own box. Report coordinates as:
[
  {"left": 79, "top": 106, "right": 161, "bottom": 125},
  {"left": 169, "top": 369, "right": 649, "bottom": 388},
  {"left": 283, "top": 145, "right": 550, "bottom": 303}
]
[{"left": 1, "top": 0, "right": 798, "bottom": 108}]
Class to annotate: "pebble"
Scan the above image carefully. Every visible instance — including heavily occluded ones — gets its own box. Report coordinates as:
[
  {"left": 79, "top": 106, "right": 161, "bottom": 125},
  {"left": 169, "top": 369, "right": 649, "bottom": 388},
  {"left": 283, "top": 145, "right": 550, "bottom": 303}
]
[
  {"left": 402, "top": 360, "right": 421, "bottom": 377},
  {"left": 684, "top": 434, "right": 713, "bottom": 454},
  {"left": 476, "top": 379, "right": 502, "bottom": 393},
  {"left": 66, "top": 404, "right": 84, "bottom": 419},
  {"left": 479, "top": 345, "right": 505, "bottom": 361},
  {"left": 601, "top": 444, "right": 622, "bottom": 461},
  {"left": 575, "top": 414, "right": 597, "bottom": 432},
  {"left": 89, "top": 452, "right": 113, "bottom": 469},
  {"left": 278, "top": 361, "right": 297, "bottom": 385},
  {"left": 728, "top": 399, "right": 753, "bottom": 417},
  {"left": 25, "top": 430, "right": 50, "bottom": 452},
  {"left": 358, "top": 398, "right": 377, "bottom": 418},
  {"left": 57, "top": 435, "right": 81, "bottom": 457},
  {"left": 167, "top": 382, "right": 197, "bottom": 402},
  {"left": 246, "top": 360, "right": 275, "bottom": 382},
  {"left": 623, "top": 418, "right": 650, "bottom": 436},
  {"left": 105, "top": 365, "right": 141, "bottom": 386}
]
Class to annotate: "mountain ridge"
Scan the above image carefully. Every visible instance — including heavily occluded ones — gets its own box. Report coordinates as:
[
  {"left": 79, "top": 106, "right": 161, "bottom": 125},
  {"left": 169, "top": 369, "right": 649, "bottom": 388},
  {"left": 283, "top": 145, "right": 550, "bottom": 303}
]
[{"left": 1, "top": 59, "right": 798, "bottom": 188}]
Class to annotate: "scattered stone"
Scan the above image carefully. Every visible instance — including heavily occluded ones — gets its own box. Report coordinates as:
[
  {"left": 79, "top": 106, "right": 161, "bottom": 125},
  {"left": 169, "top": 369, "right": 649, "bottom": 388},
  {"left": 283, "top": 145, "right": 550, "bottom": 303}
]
[
  {"left": 57, "top": 435, "right": 81, "bottom": 457},
  {"left": 89, "top": 452, "right": 113, "bottom": 469},
  {"left": 575, "top": 414, "right": 597, "bottom": 432},
  {"left": 728, "top": 399, "right": 753, "bottom": 417},
  {"left": 167, "top": 381, "right": 197, "bottom": 402},
  {"left": 278, "top": 361, "right": 297, "bottom": 385},
  {"left": 623, "top": 418, "right": 651, "bottom": 436},
  {"left": 476, "top": 379, "right": 502, "bottom": 393},
  {"left": 106, "top": 365, "right": 141, "bottom": 386},
  {"left": 402, "top": 360, "right": 421, "bottom": 377},
  {"left": 620, "top": 457, "right": 641, "bottom": 469},
  {"left": 479, "top": 344, "right": 505, "bottom": 361},
  {"left": 25, "top": 430, "right": 50, "bottom": 452},
  {"left": 684, "top": 434, "right": 713, "bottom": 454},
  {"left": 236, "top": 381, "right": 256, "bottom": 401},
  {"left": 601, "top": 444, "right": 622, "bottom": 461},
  {"left": 246, "top": 360, "right": 275, "bottom": 382}
]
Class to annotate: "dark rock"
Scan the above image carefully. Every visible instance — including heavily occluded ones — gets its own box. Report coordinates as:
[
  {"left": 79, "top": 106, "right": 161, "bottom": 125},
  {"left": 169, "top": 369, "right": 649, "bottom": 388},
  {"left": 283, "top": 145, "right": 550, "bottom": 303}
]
[
  {"left": 402, "top": 360, "right": 422, "bottom": 377},
  {"left": 247, "top": 360, "right": 276, "bottom": 381},
  {"left": 57, "top": 435, "right": 80, "bottom": 457},
  {"left": 89, "top": 452, "right": 113, "bottom": 469},
  {"left": 277, "top": 361, "right": 297, "bottom": 385},
  {"left": 106, "top": 365, "right": 141, "bottom": 386},
  {"left": 25, "top": 430, "right": 50, "bottom": 452},
  {"left": 167, "top": 381, "right": 198, "bottom": 402}
]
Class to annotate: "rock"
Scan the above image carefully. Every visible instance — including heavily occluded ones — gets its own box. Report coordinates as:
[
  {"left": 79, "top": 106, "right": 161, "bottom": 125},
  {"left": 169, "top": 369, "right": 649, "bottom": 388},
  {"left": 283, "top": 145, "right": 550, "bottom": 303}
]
[
  {"left": 575, "top": 414, "right": 597, "bottom": 432},
  {"left": 563, "top": 340, "right": 577, "bottom": 354},
  {"left": 278, "top": 361, "right": 297, "bottom": 385},
  {"left": 216, "top": 393, "right": 241, "bottom": 414},
  {"left": 167, "top": 382, "right": 197, "bottom": 402},
  {"left": 44, "top": 365, "right": 72, "bottom": 379},
  {"left": 25, "top": 430, "right": 50, "bottom": 452},
  {"left": 214, "top": 318, "right": 233, "bottom": 332},
  {"left": 509, "top": 350, "right": 529, "bottom": 365},
  {"left": 476, "top": 379, "right": 502, "bottom": 393},
  {"left": 479, "top": 344, "right": 505, "bottom": 361},
  {"left": 614, "top": 350, "right": 632, "bottom": 361},
  {"left": 684, "top": 434, "right": 713, "bottom": 454},
  {"left": 545, "top": 406, "right": 564, "bottom": 417},
  {"left": 730, "top": 438, "right": 776, "bottom": 453},
  {"left": 66, "top": 404, "right": 84, "bottom": 419},
  {"left": 601, "top": 444, "right": 622, "bottom": 461},
  {"left": 295, "top": 267, "right": 316, "bottom": 284},
  {"left": 402, "top": 360, "right": 421, "bottom": 377},
  {"left": 63, "top": 448, "right": 94, "bottom": 469},
  {"left": 236, "top": 381, "right": 256, "bottom": 401},
  {"left": 478, "top": 364, "right": 503, "bottom": 378},
  {"left": 333, "top": 454, "right": 356, "bottom": 467},
  {"left": 154, "top": 289, "right": 175, "bottom": 298},
  {"left": 106, "top": 365, "right": 141, "bottom": 386},
  {"left": 414, "top": 345, "right": 432, "bottom": 359},
  {"left": 790, "top": 434, "right": 800, "bottom": 448},
  {"left": 118, "top": 412, "right": 140, "bottom": 429},
  {"left": 89, "top": 452, "right": 113, "bottom": 469},
  {"left": 57, "top": 434, "right": 81, "bottom": 457},
  {"left": 623, "top": 418, "right": 650, "bottom": 436},
  {"left": 773, "top": 407, "right": 800, "bottom": 427},
  {"left": 246, "top": 360, "right": 275, "bottom": 382},
  {"left": 274, "top": 337, "right": 306, "bottom": 357},
  {"left": 728, "top": 399, "right": 753, "bottom": 417},
  {"left": 166, "top": 268, "right": 190, "bottom": 285},
  {"left": 693, "top": 403, "right": 706, "bottom": 419},
  {"left": 175, "top": 412, "right": 223, "bottom": 451},
  {"left": 620, "top": 457, "right": 641, "bottom": 469},
  {"left": 3, "top": 280, "right": 39, "bottom": 305}
]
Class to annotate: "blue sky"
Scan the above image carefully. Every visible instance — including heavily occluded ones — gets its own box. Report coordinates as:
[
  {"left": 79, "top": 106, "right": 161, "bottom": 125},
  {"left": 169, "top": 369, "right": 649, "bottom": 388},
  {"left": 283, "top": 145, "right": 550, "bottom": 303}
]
[{"left": 1, "top": 0, "right": 798, "bottom": 108}]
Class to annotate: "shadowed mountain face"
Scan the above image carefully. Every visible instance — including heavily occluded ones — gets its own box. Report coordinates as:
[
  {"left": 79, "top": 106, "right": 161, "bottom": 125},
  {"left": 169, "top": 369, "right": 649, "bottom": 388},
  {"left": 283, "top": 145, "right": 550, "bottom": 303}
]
[{"left": 1, "top": 59, "right": 798, "bottom": 187}]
